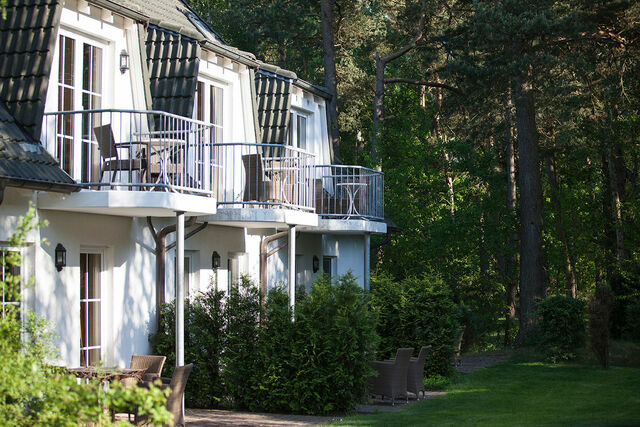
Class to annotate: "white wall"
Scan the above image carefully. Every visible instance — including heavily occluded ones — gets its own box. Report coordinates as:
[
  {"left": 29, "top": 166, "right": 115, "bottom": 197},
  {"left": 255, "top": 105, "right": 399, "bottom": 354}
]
[{"left": 322, "top": 234, "right": 366, "bottom": 286}]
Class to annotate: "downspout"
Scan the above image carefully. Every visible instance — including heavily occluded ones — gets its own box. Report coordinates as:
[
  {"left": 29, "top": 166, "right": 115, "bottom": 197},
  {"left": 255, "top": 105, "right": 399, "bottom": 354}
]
[{"left": 147, "top": 216, "right": 198, "bottom": 329}]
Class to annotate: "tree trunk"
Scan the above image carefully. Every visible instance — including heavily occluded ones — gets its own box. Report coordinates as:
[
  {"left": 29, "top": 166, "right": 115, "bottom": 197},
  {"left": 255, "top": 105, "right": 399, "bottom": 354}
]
[
  {"left": 514, "top": 71, "right": 544, "bottom": 345},
  {"left": 545, "top": 154, "right": 578, "bottom": 297},
  {"left": 503, "top": 87, "right": 518, "bottom": 346},
  {"left": 320, "top": 0, "right": 341, "bottom": 162},
  {"left": 435, "top": 80, "right": 455, "bottom": 223},
  {"left": 372, "top": 52, "right": 384, "bottom": 164}
]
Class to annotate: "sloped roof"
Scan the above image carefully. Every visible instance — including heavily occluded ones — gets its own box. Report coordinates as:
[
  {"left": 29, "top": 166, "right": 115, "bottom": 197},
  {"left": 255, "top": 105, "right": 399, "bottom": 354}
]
[
  {"left": 255, "top": 70, "right": 292, "bottom": 144},
  {"left": 0, "top": 101, "right": 76, "bottom": 190},
  {"left": 0, "top": 0, "right": 62, "bottom": 140},
  {"left": 144, "top": 25, "right": 200, "bottom": 118}
]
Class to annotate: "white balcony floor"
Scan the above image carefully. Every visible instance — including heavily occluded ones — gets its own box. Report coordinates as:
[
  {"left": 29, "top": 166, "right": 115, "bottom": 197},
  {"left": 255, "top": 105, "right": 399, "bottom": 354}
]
[{"left": 37, "top": 190, "right": 217, "bottom": 217}]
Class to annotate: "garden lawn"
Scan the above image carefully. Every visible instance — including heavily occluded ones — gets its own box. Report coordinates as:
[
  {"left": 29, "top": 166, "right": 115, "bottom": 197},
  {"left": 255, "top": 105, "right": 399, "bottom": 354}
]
[{"left": 335, "top": 360, "right": 640, "bottom": 426}]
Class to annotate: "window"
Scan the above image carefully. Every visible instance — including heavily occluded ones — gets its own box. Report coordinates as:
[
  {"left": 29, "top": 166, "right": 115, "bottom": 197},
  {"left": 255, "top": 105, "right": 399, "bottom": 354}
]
[
  {"left": 55, "top": 33, "right": 105, "bottom": 181},
  {"left": 1, "top": 249, "right": 20, "bottom": 319},
  {"left": 288, "top": 112, "right": 308, "bottom": 151},
  {"left": 80, "top": 252, "right": 101, "bottom": 367},
  {"left": 322, "top": 256, "right": 336, "bottom": 278},
  {"left": 194, "top": 80, "right": 224, "bottom": 189},
  {"left": 174, "top": 253, "right": 194, "bottom": 299}
]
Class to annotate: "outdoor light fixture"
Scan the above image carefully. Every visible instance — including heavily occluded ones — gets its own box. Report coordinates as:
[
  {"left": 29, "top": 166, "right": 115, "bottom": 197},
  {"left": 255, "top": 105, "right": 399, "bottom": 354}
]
[
  {"left": 119, "top": 50, "right": 129, "bottom": 73},
  {"left": 55, "top": 243, "right": 66, "bottom": 272},
  {"left": 211, "top": 251, "right": 221, "bottom": 270},
  {"left": 312, "top": 255, "right": 319, "bottom": 273}
]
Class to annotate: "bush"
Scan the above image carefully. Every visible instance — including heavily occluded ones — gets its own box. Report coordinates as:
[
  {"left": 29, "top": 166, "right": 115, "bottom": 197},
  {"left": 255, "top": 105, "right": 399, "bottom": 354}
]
[
  {"left": 291, "top": 273, "right": 378, "bottom": 414},
  {"left": 624, "top": 302, "right": 640, "bottom": 342},
  {"left": 151, "top": 273, "right": 378, "bottom": 415},
  {"left": 537, "top": 296, "right": 587, "bottom": 362},
  {"left": 589, "top": 286, "right": 614, "bottom": 368},
  {"left": 370, "top": 272, "right": 460, "bottom": 376}
]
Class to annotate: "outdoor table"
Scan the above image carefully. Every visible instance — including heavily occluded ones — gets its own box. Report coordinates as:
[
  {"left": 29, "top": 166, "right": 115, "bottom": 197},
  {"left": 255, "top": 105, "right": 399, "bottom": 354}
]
[
  {"left": 336, "top": 181, "right": 366, "bottom": 218},
  {"left": 66, "top": 367, "right": 146, "bottom": 383}
]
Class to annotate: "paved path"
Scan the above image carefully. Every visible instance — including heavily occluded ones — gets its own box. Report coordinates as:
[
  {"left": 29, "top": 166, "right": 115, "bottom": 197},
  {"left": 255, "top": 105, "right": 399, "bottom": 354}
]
[{"left": 185, "top": 352, "right": 509, "bottom": 426}]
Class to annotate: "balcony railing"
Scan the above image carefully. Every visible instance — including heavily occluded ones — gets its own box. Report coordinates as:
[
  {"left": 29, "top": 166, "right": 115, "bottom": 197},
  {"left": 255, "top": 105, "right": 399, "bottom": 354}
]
[
  {"left": 313, "top": 165, "right": 384, "bottom": 220},
  {"left": 41, "top": 109, "right": 216, "bottom": 195},
  {"left": 212, "top": 143, "right": 315, "bottom": 212}
]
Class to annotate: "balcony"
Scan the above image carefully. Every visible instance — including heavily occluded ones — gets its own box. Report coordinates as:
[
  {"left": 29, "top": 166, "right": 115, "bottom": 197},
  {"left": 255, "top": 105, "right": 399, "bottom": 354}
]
[
  {"left": 40, "top": 110, "right": 316, "bottom": 216},
  {"left": 313, "top": 165, "right": 384, "bottom": 221}
]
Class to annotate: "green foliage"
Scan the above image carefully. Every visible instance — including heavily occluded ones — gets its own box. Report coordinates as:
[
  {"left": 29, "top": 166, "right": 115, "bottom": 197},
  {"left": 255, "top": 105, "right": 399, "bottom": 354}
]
[
  {"left": 423, "top": 374, "right": 451, "bottom": 391},
  {"left": 149, "top": 286, "right": 226, "bottom": 408},
  {"left": 623, "top": 302, "right": 640, "bottom": 342},
  {"left": 221, "top": 276, "right": 262, "bottom": 409},
  {"left": 537, "top": 296, "right": 587, "bottom": 362},
  {"left": 151, "top": 273, "right": 377, "bottom": 415},
  {"left": 0, "top": 206, "right": 171, "bottom": 426},
  {"left": 291, "top": 273, "right": 378, "bottom": 414},
  {"left": 589, "top": 286, "right": 615, "bottom": 368},
  {"left": 370, "top": 272, "right": 461, "bottom": 376}
]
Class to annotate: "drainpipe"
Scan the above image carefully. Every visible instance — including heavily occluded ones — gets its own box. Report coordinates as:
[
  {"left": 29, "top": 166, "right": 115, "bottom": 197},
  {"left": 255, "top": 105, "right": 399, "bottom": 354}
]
[
  {"left": 364, "top": 232, "right": 370, "bottom": 291},
  {"left": 175, "top": 211, "right": 184, "bottom": 368},
  {"left": 288, "top": 226, "right": 296, "bottom": 313},
  {"left": 260, "top": 230, "right": 289, "bottom": 303}
]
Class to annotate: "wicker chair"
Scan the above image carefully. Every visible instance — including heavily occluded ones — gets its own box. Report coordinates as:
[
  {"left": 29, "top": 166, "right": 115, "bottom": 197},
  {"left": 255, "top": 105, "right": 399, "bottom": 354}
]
[
  {"left": 369, "top": 348, "right": 413, "bottom": 405},
  {"left": 131, "top": 354, "right": 166, "bottom": 382},
  {"left": 408, "top": 345, "right": 432, "bottom": 399},
  {"left": 137, "top": 363, "right": 193, "bottom": 427}
]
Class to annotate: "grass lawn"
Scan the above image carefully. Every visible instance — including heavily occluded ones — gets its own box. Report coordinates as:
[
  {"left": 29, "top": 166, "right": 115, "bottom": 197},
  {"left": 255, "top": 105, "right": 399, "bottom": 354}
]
[{"left": 335, "top": 346, "right": 640, "bottom": 426}]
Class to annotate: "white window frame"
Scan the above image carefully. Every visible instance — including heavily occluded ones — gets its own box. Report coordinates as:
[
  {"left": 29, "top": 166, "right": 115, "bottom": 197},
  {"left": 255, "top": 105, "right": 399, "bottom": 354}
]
[
  {"left": 1, "top": 247, "right": 22, "bottom": 320},
  {"left": 288, "top": 109, "right": 309, "bottom": 151},
  {"left": 79, "top": 249, "right": 103, "bottom": 367},
  {"left": 50, "top": 28, "right": 111, "bottom": 180}
]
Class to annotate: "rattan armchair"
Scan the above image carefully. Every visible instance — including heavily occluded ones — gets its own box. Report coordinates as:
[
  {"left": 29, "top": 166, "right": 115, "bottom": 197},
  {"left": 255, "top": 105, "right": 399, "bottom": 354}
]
[
  {"left": 130, "top": 354, "right": 166, "bottom": 382},
  {"left": 137, "top": 363, "right": 193, "bottom": 427},
  {"left": 408, "top": 345, "right": 432, "bottom": 399},
  {"left": 368, "top": 347, "right": 413, "bottom": 405}
]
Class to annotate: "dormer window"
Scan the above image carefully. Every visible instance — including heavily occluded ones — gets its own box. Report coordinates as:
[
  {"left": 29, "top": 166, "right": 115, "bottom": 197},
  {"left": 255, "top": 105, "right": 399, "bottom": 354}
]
[{"left": 288, "top": 111, "right": 308, "bottom": 151}]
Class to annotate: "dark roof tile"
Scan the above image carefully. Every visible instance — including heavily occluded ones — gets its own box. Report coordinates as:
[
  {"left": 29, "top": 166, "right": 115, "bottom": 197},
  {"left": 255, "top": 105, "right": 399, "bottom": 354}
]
[{"left": 254, "top": 70, "right": 292, "bottom": 144}]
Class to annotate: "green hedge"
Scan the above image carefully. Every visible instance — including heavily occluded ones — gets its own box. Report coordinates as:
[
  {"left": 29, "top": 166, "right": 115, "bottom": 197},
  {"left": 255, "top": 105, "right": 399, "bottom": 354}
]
[
  {"left": 150, "top": 273, "right": 377, "bottom": 415},
  {"left": 537, "top": 296, "right": 587, "bottom": 362},
  {"left": 369, "top": 272, "right": 461, "bottom": 376}
]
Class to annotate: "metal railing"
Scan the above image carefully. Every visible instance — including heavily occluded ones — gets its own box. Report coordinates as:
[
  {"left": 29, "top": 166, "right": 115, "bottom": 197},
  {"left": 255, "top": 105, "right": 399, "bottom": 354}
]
[
  {"left": 41, "top": 109, "right": 216, "bottom": 195},
  {"left": 212, "top": 143, "right": 315, "bottom": 212},
  {"left": 313, "top": 165, "right": 384, "bottom": 220}
]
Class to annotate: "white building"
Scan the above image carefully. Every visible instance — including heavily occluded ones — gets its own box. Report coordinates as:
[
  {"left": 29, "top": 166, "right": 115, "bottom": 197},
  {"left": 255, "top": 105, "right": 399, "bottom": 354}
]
[{"left": 0, "top": 0, "right": 386, "bottom": 368}]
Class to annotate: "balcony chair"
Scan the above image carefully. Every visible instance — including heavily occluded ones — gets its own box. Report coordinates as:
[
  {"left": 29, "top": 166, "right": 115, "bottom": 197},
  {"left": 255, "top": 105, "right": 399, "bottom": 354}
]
[
  {"left": 368, "top": 347, "right": 413, "bottom": 405},
  {"left": 93, "top": 124, "right": 147, "bottom": 186},
  {"left": 242, "top": 154, "right": 278, "bottom": 203}
]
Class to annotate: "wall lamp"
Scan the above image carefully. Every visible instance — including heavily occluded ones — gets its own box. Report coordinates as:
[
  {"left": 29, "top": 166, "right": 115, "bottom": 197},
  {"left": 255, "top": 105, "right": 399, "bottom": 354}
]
[
  {"left": 119, "top": 50, "right": 129, "bottom": 73},
  {"left": 211, "top": 251, "right": 221, "bottom": 270},
  {"left": 55, "top": 243, "right": 66, "bottom": 272}
]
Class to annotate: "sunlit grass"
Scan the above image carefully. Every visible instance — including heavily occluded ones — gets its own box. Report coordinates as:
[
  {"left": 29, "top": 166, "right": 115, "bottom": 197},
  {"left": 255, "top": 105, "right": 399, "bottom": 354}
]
[{"left": 334, "top": 345, "right": 640, "bottom": 426}]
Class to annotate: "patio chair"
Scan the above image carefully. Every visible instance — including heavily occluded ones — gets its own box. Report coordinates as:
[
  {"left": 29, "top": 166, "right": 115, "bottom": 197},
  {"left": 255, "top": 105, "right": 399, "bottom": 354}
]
[
  {"left": 93, "top": 124, "right": 146, "bottom": 184},
  {"left": 408, "top": 345, "right": 432, "bottom": 399},
  {"left": 368, "top": 347, "right": 413, "bottom": 405},
  {"left": 242, "top": 154, "right": 277, "bottom": 202},
  {"left": 137, "top": 363, "right": 193, "bottom": 427},
  {"left": 131, "top": 354, "right": 166, "bottom": 382},
  {"left": 454, "top": 326, "right": 466, "bottom": 367}
]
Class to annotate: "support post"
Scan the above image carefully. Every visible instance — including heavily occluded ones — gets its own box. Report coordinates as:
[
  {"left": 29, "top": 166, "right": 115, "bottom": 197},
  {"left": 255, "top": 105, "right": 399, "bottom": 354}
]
[
  {"left": 175, "top": 211, "right": 185, "bottom": 367},
  {"left": 364, "top": 233, "right": 370, "bottom": 291},
  {"left": 288, "top": 226, "right": 296, "bottom": 313}
]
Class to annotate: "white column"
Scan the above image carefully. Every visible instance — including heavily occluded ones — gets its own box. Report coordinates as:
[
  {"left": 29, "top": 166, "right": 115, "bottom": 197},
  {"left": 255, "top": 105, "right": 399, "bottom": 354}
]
[
  {"left": 288, "top": 226, "right": 296, "bottom": 312},
  {"left": 364, "top": 233, "right": 370, "bottom": 291},
  {"left": 175, "top": 211, "right": 185, "bottom": 367}
]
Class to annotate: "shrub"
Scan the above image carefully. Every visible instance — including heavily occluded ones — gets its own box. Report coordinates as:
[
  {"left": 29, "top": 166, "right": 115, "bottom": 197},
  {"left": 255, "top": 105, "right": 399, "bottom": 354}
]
[
  {"left": 624, "top": 302, "right": 640, "bottom": 342},
  {"left": 589, "top": 286, "right": 614, "bottom": 368},
  {"left": 291, "top": 273, "right": 378, "bottom": 414},
  {"left": 370, "top": 272, "right": 460, "bottom": 376},
  {"left": 537, "top": 296, "right": 587, "bottom": 362},
  {"left": 221, "top": 275, "right": 262, "bottom": 410}
]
